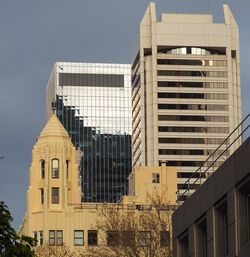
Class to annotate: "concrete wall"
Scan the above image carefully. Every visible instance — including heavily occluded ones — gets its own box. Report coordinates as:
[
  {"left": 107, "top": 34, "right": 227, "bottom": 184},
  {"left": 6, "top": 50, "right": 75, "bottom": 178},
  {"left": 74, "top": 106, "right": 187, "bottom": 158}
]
[{"left": 173, "top": 137, "right": 250, "bottom": 257}]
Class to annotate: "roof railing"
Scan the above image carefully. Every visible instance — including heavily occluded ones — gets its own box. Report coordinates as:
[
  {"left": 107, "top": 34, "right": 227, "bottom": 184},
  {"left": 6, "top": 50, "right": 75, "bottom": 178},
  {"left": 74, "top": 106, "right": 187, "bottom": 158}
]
[{"left": 177, "top": 113, "right": 250, "bottom": 204}]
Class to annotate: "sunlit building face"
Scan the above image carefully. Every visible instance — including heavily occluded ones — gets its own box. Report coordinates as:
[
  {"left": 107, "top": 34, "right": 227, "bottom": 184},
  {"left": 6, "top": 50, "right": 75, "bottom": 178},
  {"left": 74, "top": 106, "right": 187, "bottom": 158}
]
[{"left": 131, "top": 3, "right": 241, "bottom": 201}]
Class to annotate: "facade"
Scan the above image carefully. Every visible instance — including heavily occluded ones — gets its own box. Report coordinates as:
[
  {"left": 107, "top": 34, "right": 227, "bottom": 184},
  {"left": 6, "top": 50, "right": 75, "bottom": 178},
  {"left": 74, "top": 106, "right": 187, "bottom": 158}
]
[
  {"left": 172, "top": 136, "right": 250, "bottom": 257},
  {"left": 19, "top": 115, "right": 177, "bottom": 252},
  {"left": 47, "top": 62, "right": 132, "bottom": 203},
  {"left": 131, "top": 3, "right": 241, "bottom": 198}
]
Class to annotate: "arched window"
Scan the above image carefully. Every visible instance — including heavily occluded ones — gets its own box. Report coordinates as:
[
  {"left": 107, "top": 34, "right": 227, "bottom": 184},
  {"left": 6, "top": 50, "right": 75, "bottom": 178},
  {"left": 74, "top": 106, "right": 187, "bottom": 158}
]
[
  {"left": 41, "top": 160, "right": 45, "bottom": 179},
  {"left": 52, "top": 159, "right": 59, "bottom": 179},
  {"left": 66, "top": 160, "right": 69, "bottom": 179}
]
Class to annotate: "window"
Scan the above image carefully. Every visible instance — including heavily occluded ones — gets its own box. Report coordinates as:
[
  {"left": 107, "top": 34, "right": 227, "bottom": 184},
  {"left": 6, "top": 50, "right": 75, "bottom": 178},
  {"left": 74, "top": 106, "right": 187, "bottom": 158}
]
[
  {"left": 160, "top": 231, "right": 170, "bottom": 247},
  {"left": 88, "top": 230, "right": 98, "bottom": 246},
  {"left": 247, "top": 195, "right": 250, "bottom": 241},
  {"left": 196, "top": 218, "right": 207, "bottom": 257},
  {"left": 238, "top": 178, "right": 250, "bottom": 249},
  {"left": 122, "top": 231, "right": 134, "bottom": 246},
  {"left": 223, "top": 213, "right": 229, "bottom": 256},
  {"left": 215, "top": 200, "right": 228, "bottom": 257},
  {"left": 39, "top": 231, "right": 43, "bottom": 245},
  {"left": 49, "top": 230, "right": 63, "bottom": 246},
  {"left": 52, "top": 159, "right": 59, "bottom": 178},
  {"left": 33, "top": 231, "right": 37, "bottom": 246},
  {"left": 51, "top": 187, "right": 59, "bottom": 204},
  {"left": 152, "top": 173, "right": 160, "bottom": 183},
  {"left": 56, "top": 230, "right": 63, "bottom": 245},
  {"left": 41, "top": 160, "right": 45, "bottom": 179},
  {"left": 40, "top": 188, "right": 44, "bottom": 204},
  {"left": 74, "top": 230, "right": 84, "bottom": 246},
  {"left": 107, "top": 231, "right": 119, "bottom": 246},
  {"left": 158, "top": 115, "right": 229, "bottom": 123},
  {"left": 178, "top": 232, "right": 189, "bottom": 257},
  {"left": 66, "top": 160, "right": 69, "bottom": 179},
  {"left": 49, "top": 230, "right": 55, "bottom": 245},
  {"left": 157, "top": 70, "right": 227, "bottom": 77},
  {"left": 138, "top": 231, "right": 151, "bottom": 247}
]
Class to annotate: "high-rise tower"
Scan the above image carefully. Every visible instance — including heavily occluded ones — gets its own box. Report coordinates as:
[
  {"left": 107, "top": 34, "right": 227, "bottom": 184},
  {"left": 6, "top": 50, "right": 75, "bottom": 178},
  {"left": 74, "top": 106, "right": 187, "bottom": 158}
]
[
  {"left": 131, "top": 3, "right": 241, "bottom": 198},
  {"left": 47, "top": 62, "right": 132, "bottom": 202}
]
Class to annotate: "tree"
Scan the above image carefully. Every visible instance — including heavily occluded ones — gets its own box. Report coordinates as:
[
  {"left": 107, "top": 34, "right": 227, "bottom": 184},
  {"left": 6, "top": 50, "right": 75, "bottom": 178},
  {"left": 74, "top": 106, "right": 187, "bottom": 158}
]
[
  {"left": 35, "top": 244, "right": 79, "bottom": 257},
  {"left": 85, "top": 191, "right": 175, "bottom": 257},
  {"left": 0, "top": 201, "right": 36, "bottom": 257}
]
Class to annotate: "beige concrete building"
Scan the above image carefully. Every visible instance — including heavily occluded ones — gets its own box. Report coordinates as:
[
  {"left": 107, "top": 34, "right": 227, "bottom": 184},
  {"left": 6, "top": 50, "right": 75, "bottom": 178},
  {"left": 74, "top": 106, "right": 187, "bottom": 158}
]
[
  {"left": 19, "top": 115, "right": 177, "bottom": 251},
  {"left": 131, "top": 3, "right": 241, "bottom": 199}
]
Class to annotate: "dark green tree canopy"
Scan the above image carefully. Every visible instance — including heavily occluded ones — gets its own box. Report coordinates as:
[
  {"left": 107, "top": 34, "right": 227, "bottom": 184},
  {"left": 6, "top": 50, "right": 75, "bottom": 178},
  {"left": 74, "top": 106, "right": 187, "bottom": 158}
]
[{"left": 0, "top": 201, "right": 36, "bottom": 257}]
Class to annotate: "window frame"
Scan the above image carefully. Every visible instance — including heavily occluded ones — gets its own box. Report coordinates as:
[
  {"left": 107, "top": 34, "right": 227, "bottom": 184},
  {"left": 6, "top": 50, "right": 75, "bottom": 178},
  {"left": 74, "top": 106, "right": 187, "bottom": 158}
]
[
  {"left": 74, "top": 230, "right": 84, "bottom": 246},
  {"left": 66, "top": 160, "right": 69, "bottom": 179},
  {"left": 52, "top": 158, "right": 59, "bottom": 179},
  {"left": 152, "top": 173, "right": 160, "bottom": 183},
  {"left": 88, "top": 230, "right": 98, "bottom": 246},
  {"left": 51, "top": 187, "right": 59, "bottom": 204},
  {"left": 40, "top": 188, "right": 44, "bottom": 204},
  {"left": 39, "top": 231, "right": 43, "bottom": 246},
  {"left": 49, "top": 230, "right": 55, "bottom": 246},
  {"left": 107, "top": 230, "right": 119, "bottom": 246},
  {"left": 56, "top": 230, "right": 63, "bottom": 246},
  {"left": 160, "top": 231, "right": 170, "bottom": 248},
  {"left": 41, "top": 160, "right": 45, "bottom": 179},
  {"left": 138, "top": 231, "right": 151, "bottom": 247}
]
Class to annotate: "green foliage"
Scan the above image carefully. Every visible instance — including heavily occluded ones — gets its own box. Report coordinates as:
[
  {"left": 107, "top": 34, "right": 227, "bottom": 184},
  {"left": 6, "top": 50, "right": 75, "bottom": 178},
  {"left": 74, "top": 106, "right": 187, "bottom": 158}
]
[{"left": 0, "top": 201, "right": 36, "bottom": 257}]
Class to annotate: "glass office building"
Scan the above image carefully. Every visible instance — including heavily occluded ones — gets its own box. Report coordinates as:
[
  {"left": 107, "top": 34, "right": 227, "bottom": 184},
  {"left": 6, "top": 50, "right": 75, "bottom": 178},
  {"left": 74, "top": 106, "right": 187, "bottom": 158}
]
[{"left": 47, "top": 62, "right": 132, "bottom": 202}]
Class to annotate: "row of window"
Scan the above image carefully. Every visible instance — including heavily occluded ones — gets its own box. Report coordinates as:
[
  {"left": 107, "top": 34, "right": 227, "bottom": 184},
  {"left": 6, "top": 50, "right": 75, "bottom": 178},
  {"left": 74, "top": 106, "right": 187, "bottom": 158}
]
[
  {"left": 158, "top": 104, "right": 228, "bottom": 111},
  {"left": 158, "top": 115, "right": 229, "bottom": 122},
  {"left": 33, "top": 231, "right": 43, "bottom": 246},
  {"left": 159, "top": 149, "right": 204, "bottom": 156},
  {"left": 158, "top": 126, "right": 229, "bottom": 134},
  {"left": 159, "top": 149, "right": 228, "bottom": 157},
  {"left": 40, "top": 159, "right": 70, "bottom": 179},
  {"left": 157, "top": 46, "right": 225, "bottom": 56},
  {"left": 40, "top": 187, "right": 59, "bottom": 204},
  {"left": 158, "top": 70, "right": 227, "bottom": 78},
  {"left": 107, "top": 230, "right": 170, "bottom": 247},
  {"left": 41, "top": 229, "right": 170, "bottom": 248},
  {"left": 158, "top": 81, "right": 228, "bottom": 89},
  {"left": 158, "top": 137, "right": 225, "bottom": 145},
  {"left": 158, "top": 92, "right": 228, "bottom": 100},
  {"left": 157, "top": 59, "right": 227, "bottom": 67}
]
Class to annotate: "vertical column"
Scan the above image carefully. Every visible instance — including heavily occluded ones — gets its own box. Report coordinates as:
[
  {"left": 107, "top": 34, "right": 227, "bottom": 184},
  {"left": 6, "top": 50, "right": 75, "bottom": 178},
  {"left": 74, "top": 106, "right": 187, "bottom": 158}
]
[
  {"left": 188, "top": 224, "right": 196, "bottom": 257},
  {"left": 207, "top": 207, "right": 216, "bottom": 257},
  {"left": 227, "top": 188, "right": 238, "bottom": 256}
]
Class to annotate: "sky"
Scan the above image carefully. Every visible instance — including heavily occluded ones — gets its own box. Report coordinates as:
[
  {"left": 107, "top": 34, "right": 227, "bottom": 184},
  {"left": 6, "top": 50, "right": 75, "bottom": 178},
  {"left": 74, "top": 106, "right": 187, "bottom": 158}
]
[{"left": 0, "top": 0, "right": 249, "bottom": 229}]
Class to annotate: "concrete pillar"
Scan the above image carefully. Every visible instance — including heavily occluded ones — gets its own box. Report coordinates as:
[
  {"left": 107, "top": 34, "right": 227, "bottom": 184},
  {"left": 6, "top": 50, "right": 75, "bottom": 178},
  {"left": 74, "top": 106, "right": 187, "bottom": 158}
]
[
  {"left": 207, "top": 207, "right": 216, "bottom": 257},
  {"left": 189, "top": 224, "right": 196, "bottom": 257},
  {"left": 227, "top": 188, "right": 238, "bottom": 256}
]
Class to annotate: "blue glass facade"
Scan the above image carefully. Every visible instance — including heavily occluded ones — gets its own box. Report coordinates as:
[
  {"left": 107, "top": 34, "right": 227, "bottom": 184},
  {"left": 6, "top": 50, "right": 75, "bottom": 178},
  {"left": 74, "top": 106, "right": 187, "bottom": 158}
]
[{"left": 47, "top": 63, "right": 132, "bottom": 202}]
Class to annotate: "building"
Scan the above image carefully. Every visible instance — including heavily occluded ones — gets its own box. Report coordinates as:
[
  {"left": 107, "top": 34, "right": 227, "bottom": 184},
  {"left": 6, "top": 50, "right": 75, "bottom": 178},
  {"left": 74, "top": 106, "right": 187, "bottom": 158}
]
[
  {"left": 131, "top": 3, "right": 241, "bottom": 197},
  {"left": 46, "top": 62, "right": 132, "bottom": 203},
  {"left": 19, "top": 115, "right": 177, "bottom": 252},
  {"left": 172, "top": 136, "right": 250, "bottom": 257}
]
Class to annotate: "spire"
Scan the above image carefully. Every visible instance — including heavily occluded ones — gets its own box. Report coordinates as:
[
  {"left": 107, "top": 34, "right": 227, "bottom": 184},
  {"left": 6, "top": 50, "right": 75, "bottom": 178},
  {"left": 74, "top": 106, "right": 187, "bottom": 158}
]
[{"left": 39, "top": 114, "right": 69, "bottom": 138}]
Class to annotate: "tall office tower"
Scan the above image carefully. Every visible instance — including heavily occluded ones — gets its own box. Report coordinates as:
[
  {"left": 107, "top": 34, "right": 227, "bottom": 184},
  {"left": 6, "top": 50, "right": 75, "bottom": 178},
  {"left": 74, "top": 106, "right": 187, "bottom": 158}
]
[
  {"left": 131, "top": 3, "right": 241, "bottom": 197},
  {"left": 47, "top": 62, "right": 132, "bottom": 202}
]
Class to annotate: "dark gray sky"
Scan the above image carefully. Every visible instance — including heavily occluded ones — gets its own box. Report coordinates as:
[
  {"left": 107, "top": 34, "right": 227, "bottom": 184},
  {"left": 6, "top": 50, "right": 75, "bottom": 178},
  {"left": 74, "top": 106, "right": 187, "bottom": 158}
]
[{"left": 0, "top": 0, "right": 249, "bottom": 229}]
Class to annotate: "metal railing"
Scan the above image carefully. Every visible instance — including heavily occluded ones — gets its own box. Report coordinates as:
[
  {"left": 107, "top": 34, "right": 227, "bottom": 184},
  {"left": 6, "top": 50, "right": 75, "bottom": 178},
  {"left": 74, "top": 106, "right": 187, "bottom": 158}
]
[{"left": 177, "top": 113, "right": 250, "bottom": 204}]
